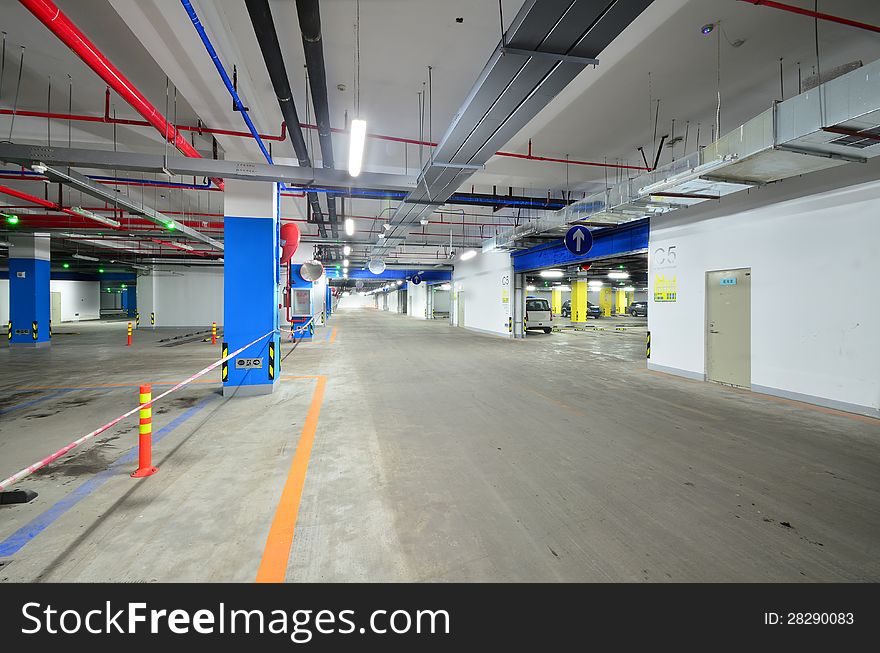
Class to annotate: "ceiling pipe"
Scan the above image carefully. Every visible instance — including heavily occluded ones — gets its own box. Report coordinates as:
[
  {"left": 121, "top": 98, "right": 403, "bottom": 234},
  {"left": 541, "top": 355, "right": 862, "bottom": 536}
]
[
  {"left": 0, "top": 183, "right": 118, "bottom": 228},
  {"left": 244, "top": 0, "right": 329, "bottom": 239},
  {"left": 737, "top": 0, "right": 880, "bottom": 34},
  {"left": 294, "top": 0, "right": 340, "bottom": 239},
  {"left": 18, "top": 0, "right": 224, "bottom": 190},
  {"left": 0, "top": 90, "right": 287, "bottom": 142},
  {"left": 0, "top": 103, "right": 643, "bottom": 172}
]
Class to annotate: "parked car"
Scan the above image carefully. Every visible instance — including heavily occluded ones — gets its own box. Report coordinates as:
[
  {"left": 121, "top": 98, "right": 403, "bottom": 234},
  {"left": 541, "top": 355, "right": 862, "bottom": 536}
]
[
  {"left": 628, "top": 301, "right": 647, "bottom": 317},
  {"left": 561, "top": 299, "right": 600, "bottom": 319},
  {"left": 525, "top": 297, "right": 553, "bottom": 333}
]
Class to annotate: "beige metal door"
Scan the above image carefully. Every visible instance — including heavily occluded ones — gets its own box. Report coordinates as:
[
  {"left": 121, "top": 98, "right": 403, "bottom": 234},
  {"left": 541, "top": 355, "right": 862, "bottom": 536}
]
[
  {"left": 50, "top": 291, "right": 62, "bottom": 325},
  {"left": 706, "top": 268, "right": 751, "bottom": 388}
]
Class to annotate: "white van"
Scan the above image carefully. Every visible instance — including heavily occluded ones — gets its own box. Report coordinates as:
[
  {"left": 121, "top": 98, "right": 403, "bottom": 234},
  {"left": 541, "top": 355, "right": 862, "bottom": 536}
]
[{"left": 525, "top": 297, "right": 553, "bottom": 333}]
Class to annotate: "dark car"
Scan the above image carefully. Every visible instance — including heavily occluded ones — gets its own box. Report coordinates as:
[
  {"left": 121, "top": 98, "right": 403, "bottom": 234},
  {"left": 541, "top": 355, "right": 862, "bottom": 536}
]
[
  {"left": 561, "top": 299, "right": 600, "bottom": 318},
  {"left": 628, "top": 301, "right": 647, "bottom": 317}
]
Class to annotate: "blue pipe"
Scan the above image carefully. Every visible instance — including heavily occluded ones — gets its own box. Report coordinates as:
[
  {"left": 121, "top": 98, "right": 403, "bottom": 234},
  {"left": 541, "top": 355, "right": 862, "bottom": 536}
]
[{"left": 180, "top": 0, "right": 275, "bottom": 167}]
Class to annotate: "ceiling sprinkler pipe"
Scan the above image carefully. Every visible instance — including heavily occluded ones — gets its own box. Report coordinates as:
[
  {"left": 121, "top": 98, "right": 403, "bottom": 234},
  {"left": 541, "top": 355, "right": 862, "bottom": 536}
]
[{"left": 19, "top": 0, "right": 224, "bottom": 190}]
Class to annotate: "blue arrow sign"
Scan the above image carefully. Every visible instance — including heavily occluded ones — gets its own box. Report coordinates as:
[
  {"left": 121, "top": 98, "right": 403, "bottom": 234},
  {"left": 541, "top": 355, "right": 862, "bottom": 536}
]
[{"left": 564, "top": 226, "right": 593, "bottom": 256}]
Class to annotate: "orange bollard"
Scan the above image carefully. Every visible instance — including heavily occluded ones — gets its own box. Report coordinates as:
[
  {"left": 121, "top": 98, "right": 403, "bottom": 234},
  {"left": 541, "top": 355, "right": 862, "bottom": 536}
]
[
  {"left": 127, "top": 321, "right": 132, "bottom": 346},
  {"left": 131, "top": 384, "right": 158, "bottom": 478},
  {"left": 212, "top": 321, "right": 217, "bottom": 345}
]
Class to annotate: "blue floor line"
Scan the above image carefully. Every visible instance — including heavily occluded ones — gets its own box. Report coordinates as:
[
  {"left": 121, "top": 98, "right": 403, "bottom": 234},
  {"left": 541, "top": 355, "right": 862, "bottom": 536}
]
[
  {"left": 0, "top": 394, "right": 216, "bottom": 558},
  {"left": 0, "top": 389, "right": 75, "bottom": 416}
]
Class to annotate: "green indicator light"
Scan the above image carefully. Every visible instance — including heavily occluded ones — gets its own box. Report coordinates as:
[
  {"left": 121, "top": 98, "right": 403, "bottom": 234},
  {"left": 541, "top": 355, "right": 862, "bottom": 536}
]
[
  {"left": 2, "top": 212, "right": 19, "bottom": 225},
  {"left": 166, "top": 221, "right": 176, "bottom": 230},
  {"left": 62, "top": 262, "right": 70, "bottom": 269},
  {"left": 121, "top": 284, "right": 127, "bottom": 289},
  {"left": 98, "top": 268, "right": 105, "bottom": 273}
]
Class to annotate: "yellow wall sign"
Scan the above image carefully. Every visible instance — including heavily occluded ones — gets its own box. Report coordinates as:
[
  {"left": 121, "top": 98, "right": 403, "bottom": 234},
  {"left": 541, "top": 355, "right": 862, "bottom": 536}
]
[
  {"left": 654, "top": 274, "right": 677, "bottom": 302},
  {"left": 501, "top": 289, "right": 509, "bottom": 304}
]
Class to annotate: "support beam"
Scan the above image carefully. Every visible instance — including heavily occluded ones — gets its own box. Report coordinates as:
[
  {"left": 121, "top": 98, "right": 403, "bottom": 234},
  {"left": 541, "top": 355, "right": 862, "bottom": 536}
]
[
  {"left": 41, "top": 166, "right": 223, "bottom": 250},
  {"left": 0, "top": 143, "right": 415, "bottom": 192}
]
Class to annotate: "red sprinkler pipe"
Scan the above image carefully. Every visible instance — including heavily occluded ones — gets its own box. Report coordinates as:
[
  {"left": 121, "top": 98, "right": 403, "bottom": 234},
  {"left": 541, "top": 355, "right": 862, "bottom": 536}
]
[
  {"left": 738, "top": 0, "right": 880, "bottom": 34},
  {"left": 18, "top": 0, "right": 224, "bottom": 189},
  {"left": 0, "top": 183, "right": 88, "bottom": 221}
]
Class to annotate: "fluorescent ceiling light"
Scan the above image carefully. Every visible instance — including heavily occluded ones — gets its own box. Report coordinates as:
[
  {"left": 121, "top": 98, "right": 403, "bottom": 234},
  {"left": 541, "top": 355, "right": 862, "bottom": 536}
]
[
  {"left": 72, "top": 253, "right": 100, "bottom": 262},
  {"left": 343, "top": 245, "right": 351, "bottom": 256},
  {"left": 348, "top": 118, "right": 367, "bottom": 177},
  {"left": 71, "top": 207, "right": 121, "bottom": 228},
  {"left": 439, "top": 283, "right": 452, "bottom": 291},
  {"left": 396, "top": 280, "right": 403, "bottom": 285},
  {"left": 539, "top": 269, "right": 564, "bottom": 278},
  {"left": 32, "top": 163, "right": 47, "bottom": 174},
  {"left": 175, "top": 242, "right": 195, "bottom": 251},
  {"left": 608, "top": 271, "right": 629, "bottom": 279},
  {"left": 588, "top": 280, "right": 603, "bottom": 288},
  {"left": 622, "top": 286, "right": 635, "bottom": 292},
  {"left": 459, "top": 250, "right": 477, "bottom": 261},
  {"left": 526, "top": 285, "right": 536, "bottom": 291},
  {"left": 343, "top": 258, "right": 350, "bottom": 267},
  {"left": 556, "top": 285, "right": 571, "bottom": 291},
  {"left": 378, "top": 233, "right": 385, "bottom": 239},
  {"left": 344, "top": 218, "right": 355, "bottom": 236},
  {"left": 383, "top": 223, "right": 392, "bottom": 231}
]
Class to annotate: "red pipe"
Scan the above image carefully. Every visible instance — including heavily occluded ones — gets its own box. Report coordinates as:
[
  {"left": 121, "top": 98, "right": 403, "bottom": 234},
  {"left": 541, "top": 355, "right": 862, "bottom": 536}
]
[
  {"left": 738, "top": 0, "right": 880, "bottom": 34},
  {"left": 18, "top": 0, "right": 224, "bottom": 189},
  {"left": 0, "top": 183, "right": 96, "bottom": 223}
]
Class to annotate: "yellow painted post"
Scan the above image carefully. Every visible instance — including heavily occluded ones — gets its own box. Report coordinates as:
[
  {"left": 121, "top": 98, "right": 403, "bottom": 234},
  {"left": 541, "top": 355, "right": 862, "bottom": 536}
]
[
  {"left": 615, "top": 289, "right": 627, "bottom": 315},
  {"left": 600, "top": 287, "right": 613, "bottom": 317},
  {"left": 570, "top": 280, "right": 588, "bottom": 323},
  {"left": 627, "top": 290, "right": 635, "bottom": 311},
  {"left": 551, "top": 289, "right": 563, "bottom": 315}
]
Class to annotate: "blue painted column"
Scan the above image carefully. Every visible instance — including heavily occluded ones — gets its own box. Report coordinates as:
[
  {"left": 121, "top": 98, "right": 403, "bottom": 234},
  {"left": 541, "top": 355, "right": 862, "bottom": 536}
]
[
  {"left": 222, "top": 179, "right": 281, "bottom": 397},
  {"left": 8, "top": 234, "right": 51, "bottom": 348}
]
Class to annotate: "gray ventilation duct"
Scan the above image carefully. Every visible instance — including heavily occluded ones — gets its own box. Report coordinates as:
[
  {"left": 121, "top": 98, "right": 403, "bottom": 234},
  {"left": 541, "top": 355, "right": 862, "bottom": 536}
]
[
  {"left": 296, "top": 0, "right": 340, "bottom": 240},
  {"left": 245, "top": 0, "right": 329, "bottom": 239},
  {"left": 371, "top": 0, "right": 655, "bottom": 259}
]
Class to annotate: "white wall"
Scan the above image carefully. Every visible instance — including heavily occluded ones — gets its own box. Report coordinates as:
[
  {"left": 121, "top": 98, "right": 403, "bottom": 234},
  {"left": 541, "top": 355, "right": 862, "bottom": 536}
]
[
  {"left": 0, "top": 278, "right": 8, "bottom": 327},
  {"left": 50, "top": 280, "right": 100, "bottom": 321},
  {"left": 384, "top": 290, "right": 399, "bottom": 313},
  {"left": 138, "top": 266, "right": 223, "bottom": 327},
  {"left": 336, "top": 293, "right": 375, "bottom": 309},
  {"left": 407, "top": 282, "right": 428, "bottom": 319},
  {"left": 649, "top": 160, "right": 880, "bottom": 418},
  {"left": 1, "top": 278, "right": 100, "bottom": 325},
  {"left": 452, "top": 251, "right": 513, "bottom": 337}
]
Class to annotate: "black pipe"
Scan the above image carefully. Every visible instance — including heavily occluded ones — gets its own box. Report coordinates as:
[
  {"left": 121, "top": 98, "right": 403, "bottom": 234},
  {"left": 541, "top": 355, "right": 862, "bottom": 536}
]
[
  {"left": 295, "top": 0, "right": 339, "bottom": 239},
  {"left": 245, "top": 0, "right": 328, "bottom": 239}
]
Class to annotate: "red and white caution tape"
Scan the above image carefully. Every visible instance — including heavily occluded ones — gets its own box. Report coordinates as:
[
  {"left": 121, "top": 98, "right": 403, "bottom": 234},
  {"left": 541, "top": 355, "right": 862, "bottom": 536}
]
[
  {"left": 0, "top": 329, "right": 276, "bottom": 491},
  {"left": 280, "top": 315, "right": 316, "bottom": 336}
]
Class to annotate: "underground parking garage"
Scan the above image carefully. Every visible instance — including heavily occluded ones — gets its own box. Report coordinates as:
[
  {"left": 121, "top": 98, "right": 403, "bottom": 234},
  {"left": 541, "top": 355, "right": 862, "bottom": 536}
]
[{"left": 1, "top": 0, "right": 879, "bottom": 645}]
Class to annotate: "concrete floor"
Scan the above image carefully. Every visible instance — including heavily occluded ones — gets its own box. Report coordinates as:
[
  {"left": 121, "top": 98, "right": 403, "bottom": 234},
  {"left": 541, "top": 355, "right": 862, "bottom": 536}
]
[{"left": 1, "top": 310, "right": 878, "bottom": 582}]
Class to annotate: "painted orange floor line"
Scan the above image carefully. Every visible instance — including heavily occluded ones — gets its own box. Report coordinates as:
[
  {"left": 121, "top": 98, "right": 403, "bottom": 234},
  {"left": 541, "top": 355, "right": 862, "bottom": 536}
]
[
  {"left": 256, "top": 375, "right": 328, "bottom": 583},
  {"left": 328, "top": 327, "right": 337, "bottom": 344}
]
